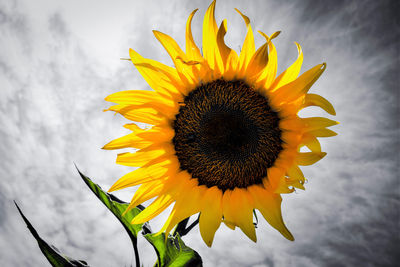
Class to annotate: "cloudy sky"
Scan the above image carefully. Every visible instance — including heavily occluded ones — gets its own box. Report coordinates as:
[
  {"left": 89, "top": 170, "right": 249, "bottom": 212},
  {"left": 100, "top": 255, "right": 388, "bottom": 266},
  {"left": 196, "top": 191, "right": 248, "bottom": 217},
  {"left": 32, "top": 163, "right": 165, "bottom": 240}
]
[{"left": 0, "top": 0, "right": 398, "bottom": 266}]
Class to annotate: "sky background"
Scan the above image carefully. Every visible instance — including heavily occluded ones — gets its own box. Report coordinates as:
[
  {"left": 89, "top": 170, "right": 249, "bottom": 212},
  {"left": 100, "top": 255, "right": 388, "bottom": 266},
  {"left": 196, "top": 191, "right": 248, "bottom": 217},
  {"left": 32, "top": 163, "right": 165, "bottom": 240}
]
[{"left": 0, "top": 0, "right": 399, "bottom": 266}]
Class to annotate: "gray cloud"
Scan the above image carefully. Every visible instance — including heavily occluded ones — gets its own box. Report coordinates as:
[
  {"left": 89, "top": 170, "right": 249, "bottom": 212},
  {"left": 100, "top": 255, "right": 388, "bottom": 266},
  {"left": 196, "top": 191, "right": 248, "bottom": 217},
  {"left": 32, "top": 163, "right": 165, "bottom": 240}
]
[{"left": 0, "top": 0, "right": 398, "bottom": 266}]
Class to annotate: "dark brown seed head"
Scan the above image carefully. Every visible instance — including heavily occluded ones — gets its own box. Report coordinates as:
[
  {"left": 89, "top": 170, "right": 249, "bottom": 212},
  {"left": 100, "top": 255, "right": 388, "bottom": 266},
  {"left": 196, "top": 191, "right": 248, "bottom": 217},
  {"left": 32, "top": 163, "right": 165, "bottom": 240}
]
[{"left": 173, "top": 79, "right": 282, "bottom": 191}]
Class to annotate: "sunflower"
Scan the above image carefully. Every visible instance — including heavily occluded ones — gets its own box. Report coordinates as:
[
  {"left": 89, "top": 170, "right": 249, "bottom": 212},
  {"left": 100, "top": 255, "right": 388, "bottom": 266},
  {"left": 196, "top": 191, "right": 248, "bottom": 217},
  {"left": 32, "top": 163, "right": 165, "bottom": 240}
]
[{"left": 104, "top": 0, "right": 337, "bottom": 247}]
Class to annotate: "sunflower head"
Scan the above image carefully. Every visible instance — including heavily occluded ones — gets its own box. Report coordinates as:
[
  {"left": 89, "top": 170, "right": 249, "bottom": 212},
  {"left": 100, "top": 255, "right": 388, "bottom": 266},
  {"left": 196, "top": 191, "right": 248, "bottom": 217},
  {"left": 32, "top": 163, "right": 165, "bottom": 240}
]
[{"left": 104, "top": 0, "right": 337, "bottom": 247}]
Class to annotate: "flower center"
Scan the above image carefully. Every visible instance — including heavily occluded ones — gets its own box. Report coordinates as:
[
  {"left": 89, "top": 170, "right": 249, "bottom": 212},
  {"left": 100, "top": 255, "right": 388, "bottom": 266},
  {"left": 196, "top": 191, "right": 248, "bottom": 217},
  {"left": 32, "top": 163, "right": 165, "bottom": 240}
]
[{"left": 172, "top": 79, "right": 282, "bottom": 191}]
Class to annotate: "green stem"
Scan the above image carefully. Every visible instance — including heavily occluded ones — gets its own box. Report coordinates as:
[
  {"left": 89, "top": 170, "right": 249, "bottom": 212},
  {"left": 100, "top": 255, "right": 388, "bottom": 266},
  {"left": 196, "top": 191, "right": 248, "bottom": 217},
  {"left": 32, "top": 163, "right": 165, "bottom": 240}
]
[
  {"left": 173, "top": 214, "right": 201, "bottom": 237},
  {"left": 173, "top": 217, "right": 190, "bottom": 236},
  {"left": 132, "top": 238, "right": 140, "bottom": 267},
  {"left": 253, "top": 210, "right": 258, "bottom": 228},
  {"left": 180, "top": 217, "right": 199, "bottom": 236}
]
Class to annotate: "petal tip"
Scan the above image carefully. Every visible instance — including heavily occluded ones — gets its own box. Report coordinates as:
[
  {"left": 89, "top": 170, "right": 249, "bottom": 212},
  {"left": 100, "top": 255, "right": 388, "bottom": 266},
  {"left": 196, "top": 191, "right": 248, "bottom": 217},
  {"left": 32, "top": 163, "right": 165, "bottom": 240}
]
[
  {"left": 248, "top": 232, "right": 257, "bottom": 243},
  {"left": 152, "top": 30, "right": 162, "bottom": 38},
  {"left": 234, "top": 8, "right": 250, "bottom": 25},
  {"left": 269, "top": 31, "right": 281, "bottom": 40},
  {"left": 107, "top": 188, "right": 115, "bottom": 193},
  {"left": 287, "top": 234, "right": 295, "bottom": 241},
  {"left": 108, "top": 183, "right": 119, "bottom": 192},
  {"left": 281, "top": 228, "right": 295, "bottom": 241}
]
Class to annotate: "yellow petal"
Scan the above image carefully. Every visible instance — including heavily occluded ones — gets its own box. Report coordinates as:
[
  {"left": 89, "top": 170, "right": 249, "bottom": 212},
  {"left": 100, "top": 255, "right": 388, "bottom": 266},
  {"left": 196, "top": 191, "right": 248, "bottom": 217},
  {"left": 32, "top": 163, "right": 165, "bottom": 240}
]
[
  {"left": 274, "top": 147, "right": 298, "bottom": 171},
  {"left": 185, "top": 9, "right": 203, "bottom": 61},
  {"left": 270, "top": 42, "right": 303, "bottom": 90},
  {"left": 159, "top": 181, "right": 206, "bottom": 235},
  {"left": 131, "top": 194, "right": 175, "bottom": 224},
  {"left": 140, "top": 57, "right": 186, "bottom": 95},
  {"left": 153, "top": 30, "right": 200, "bottom": 87},
  {"left": 125, "top": 102, "right": 176, "bottom": 119},
  {"left": 281, "top": 131, "right": 302, "bottom": 146},
  {"left": 141, "top": 154, "right": 175, "bottom": 169},
  {"left": 102, "top": 133, "right": 151, "bottom": 150},
  {"left": 246, "top": 41, "right": 269, "bottom": 81},
  {"left": 235, "top": 8, "right": 255, "bottom": 76},
  {"left": 266, "top": 166, "right": 293, "bottom": 194},
  {"left": 123, "top": 181, "right": 165, "bottom": 215},
  {"left": 136, "top": 128, "right": 175, "bottom": 143},
  {"left": 302, "top": 93, "right": 336, "bottom": 115},
  {"left": 216, "top": 19, "right": 238, "bottom": 79},
  {"left": 296, "top": 152, "right": 326, "bottom": 166},
  {"left": 301, "top": 133, "right": 321, "bottom": 153},
  {"left": 230, "top": 188, "right": 257, "bottom": 242},
  {"left": 223, "top": 221, "right": 236, "bottom": 230},
  {"left": 116, "top": 145, "right": 174, "bottom": 167},
  {"left": 279, "top": 115, "right": 304, "bottom": 131},
  {"left": 248, "top": 185, "right": 294, "bottom": 241},
  {"left": 128, "top": 48, "right": 183, "bottom": 98},
  {"left": 256, "top": 31, "right": 278, "bottom": 89},
  {"left": 108, "top": 168, "right": 165, "bottom": 192},
  {"left": 106, "top": 105, "right": 166, "bottom": 125},
  {"left": 308, "top": 128, "right": 338, "bottom": 137},
  {"left": 272, "top": 63, "right": 326, "bottom": 103},
  {"left": 104, "top": 124, "right": 174, "bottom": 151},
  {"left": 302, "top": 117, "right": 339, "bottom": 132},
  {"left": 123, "top": 123, "right": 146, "bottom": 132},
  {"left": 105, "top": 90, "right": 173, "bottom": 106},
  {"left": 152, "top": 30, "right": 187, "bottom": 65},
  {"left": 222, "top": 190, "right": 236, "bottom": 230},
  {"left": 199, "top": 186, "right": 223, "bottom": 247},
  {"left": 108, "top": 162, "right": 179, "bottom": 192},
  {"left": 214, "top": 19, "right": 228, "bottom": 74},
  {"left": 286, "top": 178, "right": 305, "bottom": 190},
  {"left": 105, "top": 90, "right": 178, "bottom": 115},
  {"left": 202, "top": 0, "right": 218, "bottom": 70},
  {"left": 287, "top": 165, "right": 305, "bottom": 183}
]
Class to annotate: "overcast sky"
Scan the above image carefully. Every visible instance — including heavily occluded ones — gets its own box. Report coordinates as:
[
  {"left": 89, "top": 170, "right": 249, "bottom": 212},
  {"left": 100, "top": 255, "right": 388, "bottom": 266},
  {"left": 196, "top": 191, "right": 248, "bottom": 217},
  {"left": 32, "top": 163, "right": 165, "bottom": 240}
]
[{"left": 0, "top": 0, "right": 399, "bottom": 266}]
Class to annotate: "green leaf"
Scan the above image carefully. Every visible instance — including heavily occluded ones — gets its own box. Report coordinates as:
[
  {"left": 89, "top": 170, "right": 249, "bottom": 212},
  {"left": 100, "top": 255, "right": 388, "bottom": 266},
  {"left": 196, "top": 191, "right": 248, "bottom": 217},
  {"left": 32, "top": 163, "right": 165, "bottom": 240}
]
[
  {"left": 76, "top": 167, "right": 202, "bottom": 267},
  {"left": 15, "top": 202, "right": 89, "bottom": 267},
  {"left": 76, "top": 167, "right": 147, "bottom": 267},
  {"left": 77, "top": 168, "right": 144, "bottom": 238},
  {"left": 145, "top": 233, "right": 203, "bottom": 267}
]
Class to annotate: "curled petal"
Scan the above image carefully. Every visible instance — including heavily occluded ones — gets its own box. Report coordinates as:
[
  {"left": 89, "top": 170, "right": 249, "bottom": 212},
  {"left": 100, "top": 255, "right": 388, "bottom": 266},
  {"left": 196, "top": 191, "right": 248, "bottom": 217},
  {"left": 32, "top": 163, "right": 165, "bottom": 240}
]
[
  {"left": 272, "top": 63, "right": 326, "bottom": 103},
  {"left": 302, "top": 117, "right": 339, "bottom": 132},
  {"left": 216, "top": 19, "right": 238, "bottom": 79},
  {"left": 308, "top": 128, "right": 338, "bottom": 137},
  {"left": 185, "top": 9, "right": 203, "bottom": 61},
  {"left": 271, "top": 42, "right": 303, "bottom": 90},
  {"left": 301, "top": 133, "right": 322, "bottom": 153},
  {"left": 235, "top": 8, "right": 255, "bottom": 76},
  {"left": 255, "top": 31, "right": 278, "bottom": 89},
  {"left": 296, "top": 152, "right": 326, "bottom": 166},
  {"left": 202, "top": 0, "right": 218, "bottom": 70},
  {"left": 302, "top": 93, "right": 336, "bottom": 115},
  {"left": 128, "top": 48, "right": 184, "bottom": 99}
]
